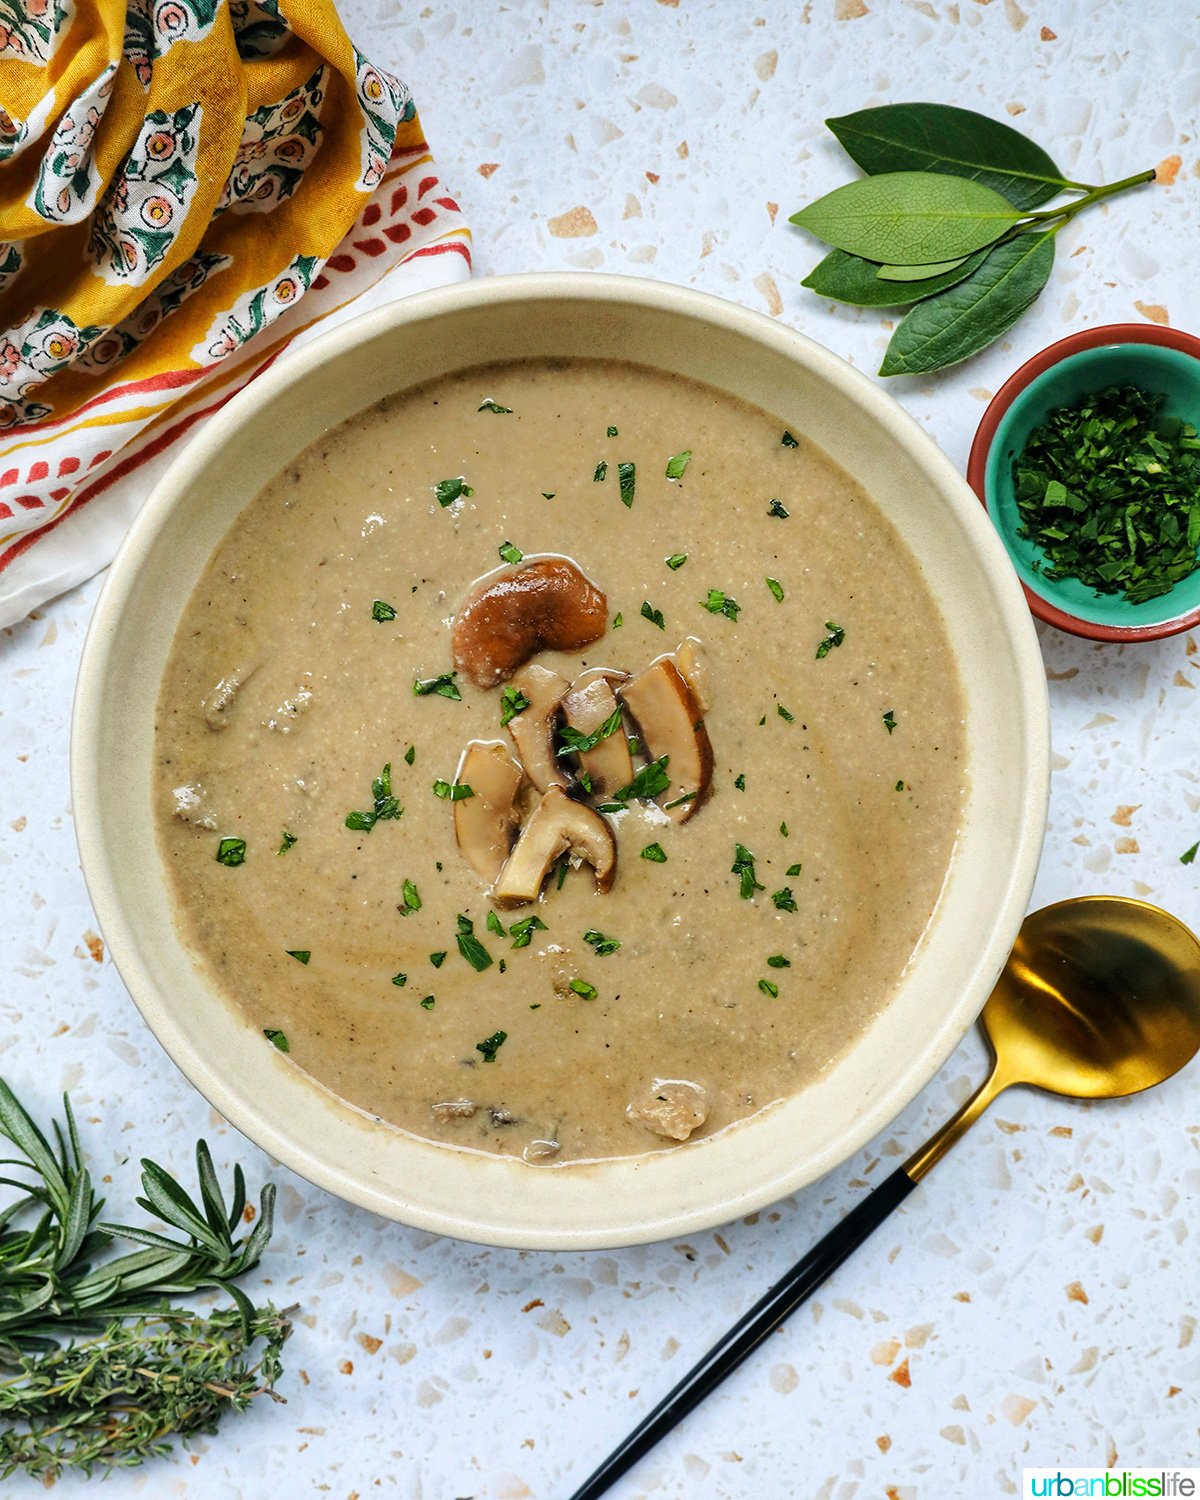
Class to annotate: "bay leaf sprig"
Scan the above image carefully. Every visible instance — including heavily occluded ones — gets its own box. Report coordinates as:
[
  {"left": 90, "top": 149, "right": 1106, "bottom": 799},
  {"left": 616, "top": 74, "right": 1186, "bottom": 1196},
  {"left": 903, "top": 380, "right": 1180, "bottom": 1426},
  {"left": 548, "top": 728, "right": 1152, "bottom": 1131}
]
[{"left": 790, "top": 103, "right": 1154, "bottom": 375}]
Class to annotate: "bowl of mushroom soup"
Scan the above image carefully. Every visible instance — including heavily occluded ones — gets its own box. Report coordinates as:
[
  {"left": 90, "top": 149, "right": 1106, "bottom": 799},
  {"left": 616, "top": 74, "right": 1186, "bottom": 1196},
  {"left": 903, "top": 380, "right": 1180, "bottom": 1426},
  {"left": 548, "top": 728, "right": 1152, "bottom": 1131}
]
[{"left": 72, "top": 274, "right": 1048, "bottom": 1249}]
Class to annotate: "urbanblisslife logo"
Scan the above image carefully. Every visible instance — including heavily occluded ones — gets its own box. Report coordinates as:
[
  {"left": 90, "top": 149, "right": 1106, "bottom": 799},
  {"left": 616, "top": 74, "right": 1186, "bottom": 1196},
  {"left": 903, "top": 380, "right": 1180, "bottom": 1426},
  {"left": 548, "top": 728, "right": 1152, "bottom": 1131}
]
[{"left": 1024, "top": 1472, "right": 1200, "bottom": 1498}]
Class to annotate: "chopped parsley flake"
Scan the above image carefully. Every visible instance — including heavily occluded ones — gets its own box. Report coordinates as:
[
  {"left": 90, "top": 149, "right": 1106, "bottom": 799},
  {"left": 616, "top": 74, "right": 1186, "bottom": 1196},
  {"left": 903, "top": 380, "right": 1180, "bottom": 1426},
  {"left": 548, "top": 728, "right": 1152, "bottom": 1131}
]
[
  {"left": 758, "top": 978, "right": 780, "bottom": 998},
  {"left": 400, "top": 879, "right": 422, "bottom": 915},
  {"left": 216, "top": 837, "right": 246, "bottom": 867},
  {"left": 663, "top": 790, "right": 697, "bottom": 810},
  {"left": 414, "top": 671, "right": 461, "bottom": 700},
  {"left": 584, "top": 929, "right": 621, "bottom": 956},
  {"left": 594, "top": 460, "right": 608, "bottom": 482},
  {"left": 429, "top": 952, "right": 447, "bottom": 969},
  {"left": 559, "top": 707, "right": 623, "bottom": 757},
  {"left": 778, "top": 705, "right": 795, "bottom": 723},
  {"left": 614, "top": 756, "right": 671, "bottom": 803},
  {"left": 277, "top": 831, "right": 297, "bottom": 855},
  {"left": 542, "top": 491, "right": 556, "bottom": 500},
  {"left": 569, "top": 979, "right": 598, "bottom": 1001},
  {"left": 780, "top": 822, "right": 789, "bottom": 837},
  {"left": 433, "top": 779, "right": 474, "bottom": 801},
  {"left": 641, "top": 600, "right": 665, "bottom": 630},
  {"left": 499, "top": 540, "right": 524, "bottom": 565},
  {"left": 262, "top": 1028, "right": 289, "bottom": 1052},
  {"left": 478, "top": 398, "right": 513, "bottom": 413},
  {"left": 613, "top": 612, "right": 623, "bottom": 629},
  {"left": 732, "top": 843, "right": 764, "bottom": 899},
  {"left": 579, "top": 771, "right": 593, "bottom": 793},
  {"left": 456, "top": 914, "right": 494, "bottom": 972},
  {"left": 772, "top": 887, "right": 798, "bottom": 912},
  {"left": 476, "top": 1030, "right": 508, "bottom": 1063},
  {"left": 734, "top": 773, "right": 746, "bottom": 791},
  {"left": 500, "top": 684, "right": 531, "bottom": 727},
  {"left": 286, "top": 949, "right": 310, "bottom": 965},
  {"left": 392, "top": 972, "right": 408, "bottom": 987},
  {"left": 766, "top": 577, "right": 785, "bottom": 603},
  {"left": 883, "top": 709, "right": 897, "bottom": 734},
  {"left": 420, "top": 995, "right": 436, "bottom": 1010},
  {"left": 510, "top": 914, "right": 547, "bottom": 949},
  {"left": 786, "top": 863, "right": 802, "bottom": 877},
  {"left": 895, "top": 780, "right": 906, "bottom": 792},
  {"left": 1183, "top": 842, "right": 1199, "bottom": 865},
  {"left": 607, "top": 424, "right": 619, "bottom": 437},
  {"left": 487, "top": 911, "right": 507, "bottom": 937},
  {"left": 781, "top": 431, "right": 799, "bottom": 448},
  {"left": 665, "top": 451, "right": 692, "bottom": 479},
  {"left": 641, "top": 842, "right": 668, "bottom": 863},
  {"left": 618, "top": 461, "right": 636, "bottom": 508},
  {"left": 768, "top": 498, "right": 790, "bottom": 519},
  {"left": 701, "top": 588, "right": 741, "bottom": 622},
  {"left": 346, "top": 762, "right": 403, "bottom": 831},
  {"left": 371, "top": 599, "right": 397, "bottom": 622},
  {"left": 815, "top": 621, "right": 845, "bottom": 659},
  {"left": 435, "top": 476, "right": 474, "bottom": 506},
  {"left": 767, "top": 955, "right": 791, "bottom": 968},
  {"left": 665, "top": 553, "right": 688, "bottom": 571}
]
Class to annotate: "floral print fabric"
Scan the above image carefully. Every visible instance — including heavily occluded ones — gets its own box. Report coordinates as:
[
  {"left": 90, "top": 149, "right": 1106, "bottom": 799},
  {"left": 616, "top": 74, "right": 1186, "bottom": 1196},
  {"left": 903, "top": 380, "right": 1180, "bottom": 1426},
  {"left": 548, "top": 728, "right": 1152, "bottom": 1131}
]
[{"left": 0, "top": 0, "right": 470, "bottom": 624}]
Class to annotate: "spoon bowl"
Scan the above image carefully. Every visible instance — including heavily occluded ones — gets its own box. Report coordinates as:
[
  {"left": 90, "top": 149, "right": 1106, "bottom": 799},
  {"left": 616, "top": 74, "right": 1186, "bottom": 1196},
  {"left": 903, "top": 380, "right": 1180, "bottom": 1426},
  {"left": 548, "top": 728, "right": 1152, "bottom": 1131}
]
[{"left": 983, "top": 896, "right": 1200, "bottom": 1099}]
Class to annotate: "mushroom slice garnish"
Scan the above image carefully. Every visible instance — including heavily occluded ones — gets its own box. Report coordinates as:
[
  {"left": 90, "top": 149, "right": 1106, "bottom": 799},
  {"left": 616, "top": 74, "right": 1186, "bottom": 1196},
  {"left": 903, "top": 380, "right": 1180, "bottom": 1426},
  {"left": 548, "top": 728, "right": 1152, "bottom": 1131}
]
[
  {"left": 627, "top": 1079, "right": 710, "bottom": 1142},
  {"left": 452, "top": 557, "right": 608, "bottom": 689},
  {"left": 674, "top": 637, "right": 713, "bottom": 714},
  {"left": 506, "top": 662, "right": 570, "bottom": 794},
  {"left": 619, "top": 657, "right": 714, "bottom": 822},
  {"left": 492, "top": 786, "right": 617, "bottom": 907},
  {"left": 561, "top": 669, "right": 633, "bottom": 800},
  {"left": 454, "top": 740, "right": 526, "bottom": 883}
]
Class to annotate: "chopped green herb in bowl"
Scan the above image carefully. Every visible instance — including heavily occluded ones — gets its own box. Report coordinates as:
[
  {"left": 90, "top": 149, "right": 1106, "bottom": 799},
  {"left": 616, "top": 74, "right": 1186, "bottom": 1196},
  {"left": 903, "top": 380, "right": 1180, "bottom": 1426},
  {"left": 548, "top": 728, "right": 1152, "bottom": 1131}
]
[{"left": 969, "top": 324, "right": 1200, "bottom": 641}]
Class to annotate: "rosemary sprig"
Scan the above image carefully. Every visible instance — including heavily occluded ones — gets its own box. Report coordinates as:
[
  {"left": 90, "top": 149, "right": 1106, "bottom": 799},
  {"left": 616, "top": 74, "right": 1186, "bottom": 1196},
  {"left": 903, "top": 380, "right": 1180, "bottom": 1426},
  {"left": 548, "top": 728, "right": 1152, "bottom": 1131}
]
[{"left": 0, "top": 1079, "right": 290, "bottom": 1478}]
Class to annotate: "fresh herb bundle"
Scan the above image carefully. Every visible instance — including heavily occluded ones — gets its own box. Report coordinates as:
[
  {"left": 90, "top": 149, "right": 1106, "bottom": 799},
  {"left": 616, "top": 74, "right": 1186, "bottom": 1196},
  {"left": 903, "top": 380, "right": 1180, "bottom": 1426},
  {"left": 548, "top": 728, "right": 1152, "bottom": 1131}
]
[
  {"left": 1014, "top": 385, "right": 1200, "bottom": 604},
  {"left": 791, "top": 103, "right": 1153, "bottom": 375},
  {"left": 0, "top": 1080, "right": 287, "bottom": 1479}
]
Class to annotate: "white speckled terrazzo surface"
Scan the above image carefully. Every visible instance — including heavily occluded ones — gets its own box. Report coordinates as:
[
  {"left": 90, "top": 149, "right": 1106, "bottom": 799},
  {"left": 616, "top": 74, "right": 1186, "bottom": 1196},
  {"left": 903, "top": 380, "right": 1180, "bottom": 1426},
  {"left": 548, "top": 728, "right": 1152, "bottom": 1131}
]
[{"left": 3, "top": 2, "right": 1199, "bottom": 1495}]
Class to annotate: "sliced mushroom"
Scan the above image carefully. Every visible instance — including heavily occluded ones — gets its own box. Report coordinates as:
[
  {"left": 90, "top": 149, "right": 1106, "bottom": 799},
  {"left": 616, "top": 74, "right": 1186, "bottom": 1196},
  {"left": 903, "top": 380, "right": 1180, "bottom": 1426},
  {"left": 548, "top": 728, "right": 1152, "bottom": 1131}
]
[
  {"left": 627, "top": 1079, "right": 710, "bottom": 1142},
  {"left": 454, "top": 740, "right": 526, "bottom": 882},
  {"left": 492, "top": 786, "right": 617, "bottom": 906},
  {"left": 432, "top": 1099, "right": 478, "bottom": 1123},
  {"left": 452, "top": 557, "right": 608, "bottom": 689},
  {"left": 619, "top": 657, "right": 714, "bottom": 822},
  {"left": 674, "top": 637, "right": 713, "bottom": 714},
  {"left": 506, "top": 662, "right": 570, "bottom": 793},
  {"left": 561, "top": 669, "right": 633, "bottom": 799},
  {"left": 202, "top": 660, "right": 259, "bottom": 730}
]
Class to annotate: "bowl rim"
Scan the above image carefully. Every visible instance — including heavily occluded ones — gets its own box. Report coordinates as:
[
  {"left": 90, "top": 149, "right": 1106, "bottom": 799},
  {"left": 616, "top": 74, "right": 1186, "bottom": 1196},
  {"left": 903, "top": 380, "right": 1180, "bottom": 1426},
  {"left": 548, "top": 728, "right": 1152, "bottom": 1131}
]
[
  {"left": 72, "top": 271, "right": 1050, "bottom": 1248},
  {"left": 966, "top": 321, "right": 1200, "bottom": 643}
]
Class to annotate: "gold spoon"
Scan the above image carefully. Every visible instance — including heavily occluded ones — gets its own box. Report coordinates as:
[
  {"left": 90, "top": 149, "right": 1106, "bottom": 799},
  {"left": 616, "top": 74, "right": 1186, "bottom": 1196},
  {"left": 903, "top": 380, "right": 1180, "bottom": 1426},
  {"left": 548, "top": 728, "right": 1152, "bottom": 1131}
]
[{"left": 570, "top": 896, "right": 1200, "bottom": 1500}]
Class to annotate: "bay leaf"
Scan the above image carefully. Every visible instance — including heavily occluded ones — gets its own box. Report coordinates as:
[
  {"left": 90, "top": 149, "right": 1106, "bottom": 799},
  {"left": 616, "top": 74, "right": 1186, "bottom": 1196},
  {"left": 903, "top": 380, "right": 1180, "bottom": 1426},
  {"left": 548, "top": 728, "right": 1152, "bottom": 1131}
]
[
  {"left": 789, "top": 172, "right": 1019, "bottom": 265},
  {"left": 827, "top": 103, "right": 1073, "bottom": 210},
  {"left": 879, "top": 231, "right": 1056, "bottom": 376},
  {"left": 801, "top": 247, "right": 986, "bottom": 307},
  {"left": 876, "top": 256, "right": 968, "bottom": 281}
]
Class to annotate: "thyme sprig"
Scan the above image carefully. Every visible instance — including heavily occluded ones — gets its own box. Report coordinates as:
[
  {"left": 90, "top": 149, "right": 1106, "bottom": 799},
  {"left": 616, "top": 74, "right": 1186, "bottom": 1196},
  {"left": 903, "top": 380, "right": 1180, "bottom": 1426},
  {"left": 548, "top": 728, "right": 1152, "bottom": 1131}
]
[{"left": 0, "top": 1080, "right": 289, "bottom": 1479}]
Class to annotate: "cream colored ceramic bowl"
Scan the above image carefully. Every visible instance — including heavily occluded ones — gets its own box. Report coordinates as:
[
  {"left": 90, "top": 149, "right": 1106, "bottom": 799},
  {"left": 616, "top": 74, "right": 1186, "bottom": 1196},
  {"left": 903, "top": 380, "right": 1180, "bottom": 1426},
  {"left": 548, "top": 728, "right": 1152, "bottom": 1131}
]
[{"left": 72, "top": 274, "right": 1048, "bottom": 1250}]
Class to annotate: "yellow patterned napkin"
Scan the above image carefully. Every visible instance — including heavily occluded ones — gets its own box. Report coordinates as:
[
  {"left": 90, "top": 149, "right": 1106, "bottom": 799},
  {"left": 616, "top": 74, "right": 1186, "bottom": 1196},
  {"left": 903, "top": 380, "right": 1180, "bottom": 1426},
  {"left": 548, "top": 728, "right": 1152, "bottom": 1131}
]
[{"left": 0, "top": 0, "right": 470, "bottom": 627}]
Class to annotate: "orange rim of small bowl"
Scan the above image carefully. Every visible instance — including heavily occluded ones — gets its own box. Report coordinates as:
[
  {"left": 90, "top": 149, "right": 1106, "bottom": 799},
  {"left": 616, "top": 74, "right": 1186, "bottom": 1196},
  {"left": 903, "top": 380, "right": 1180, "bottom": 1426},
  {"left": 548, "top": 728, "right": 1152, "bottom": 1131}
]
[{"left": 966, "top": 322, "right": 1200, "bottom": 642}]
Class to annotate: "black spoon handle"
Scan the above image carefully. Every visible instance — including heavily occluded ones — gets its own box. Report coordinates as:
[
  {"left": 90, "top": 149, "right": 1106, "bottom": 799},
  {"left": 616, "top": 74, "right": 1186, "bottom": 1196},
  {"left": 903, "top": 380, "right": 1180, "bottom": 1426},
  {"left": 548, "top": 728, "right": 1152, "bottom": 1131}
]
[{"left": 566, "top": 1165, "right": 918, "bottom": 1500}]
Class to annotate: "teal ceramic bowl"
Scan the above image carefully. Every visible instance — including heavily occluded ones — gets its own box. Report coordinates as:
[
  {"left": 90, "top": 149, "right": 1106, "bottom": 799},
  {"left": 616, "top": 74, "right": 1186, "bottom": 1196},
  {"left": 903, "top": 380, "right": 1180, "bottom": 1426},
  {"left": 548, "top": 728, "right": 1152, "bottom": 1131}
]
[{"left": 968, "top": 323, "right": 1200, "bottom": 641}]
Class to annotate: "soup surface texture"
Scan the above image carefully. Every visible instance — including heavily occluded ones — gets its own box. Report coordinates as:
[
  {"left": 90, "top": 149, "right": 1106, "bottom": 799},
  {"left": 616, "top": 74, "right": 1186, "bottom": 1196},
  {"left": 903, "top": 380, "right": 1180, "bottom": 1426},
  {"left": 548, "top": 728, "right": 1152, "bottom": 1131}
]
[{"left": 154, "top": 357, "right": 966, "bottom": 1165}]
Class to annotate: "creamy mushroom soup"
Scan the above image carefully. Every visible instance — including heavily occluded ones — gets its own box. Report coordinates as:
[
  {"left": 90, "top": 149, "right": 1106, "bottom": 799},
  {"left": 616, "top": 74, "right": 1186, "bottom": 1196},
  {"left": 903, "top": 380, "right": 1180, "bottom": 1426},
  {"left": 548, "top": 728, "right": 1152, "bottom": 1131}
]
[{"left": 154, "top": 357, "right": 966, "bottom": 1165}]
